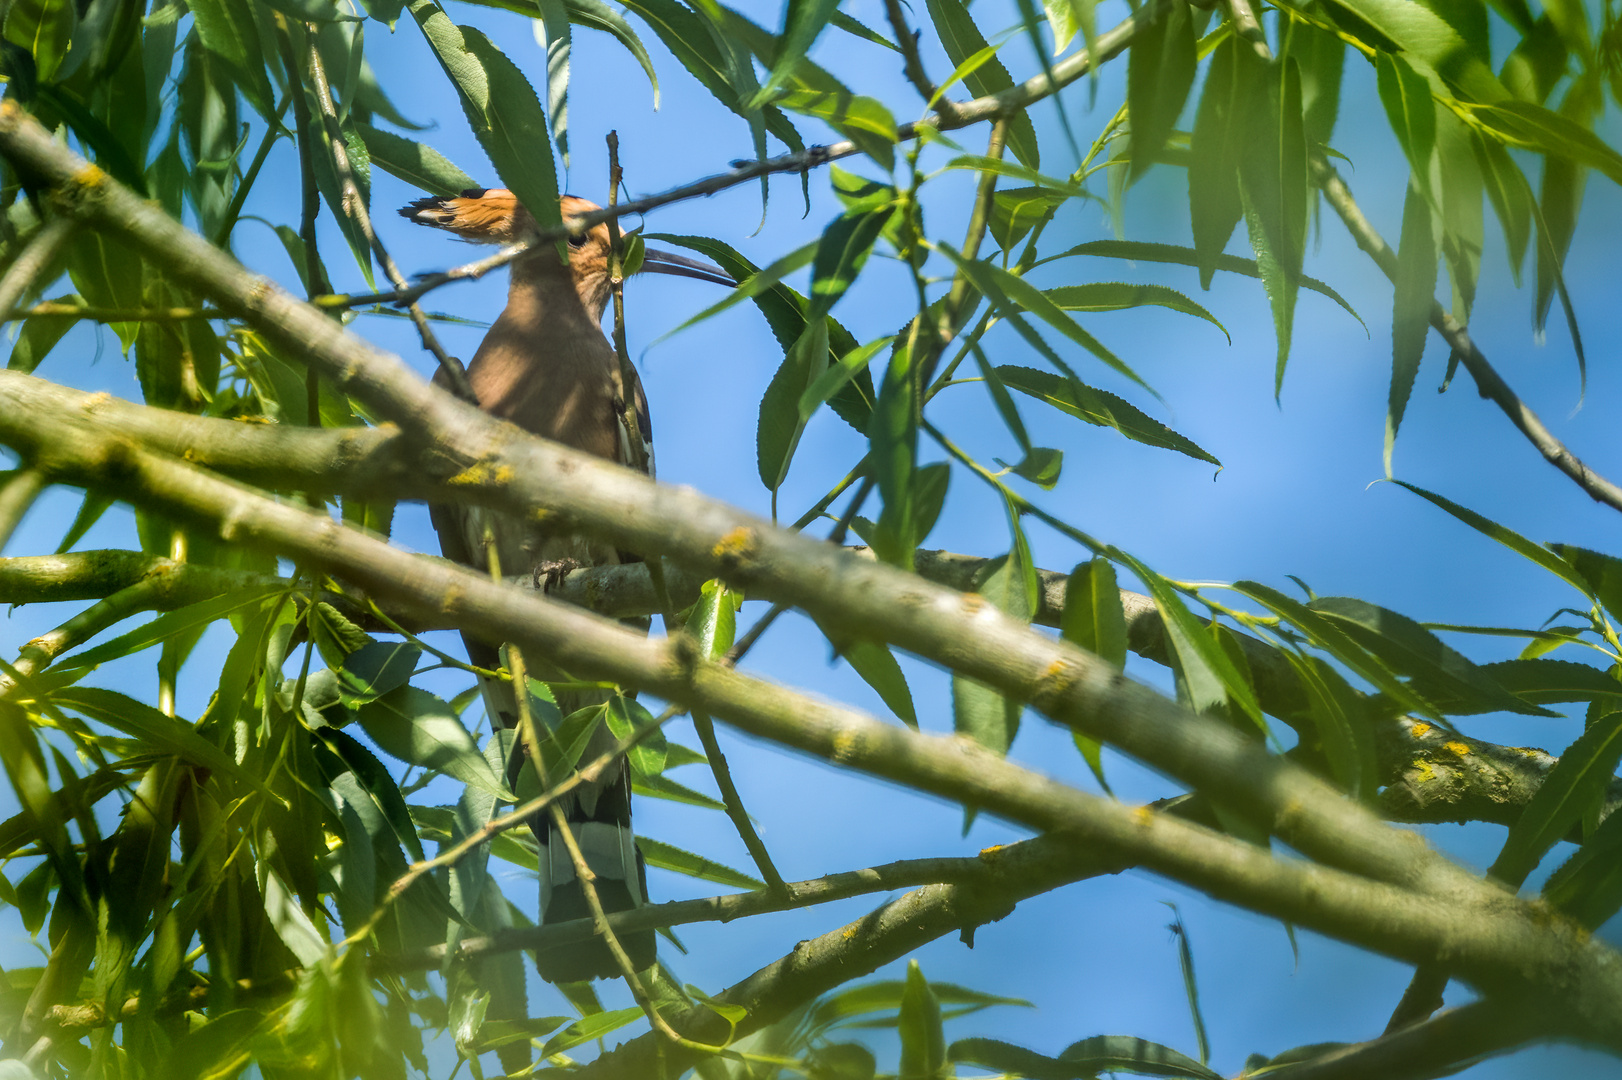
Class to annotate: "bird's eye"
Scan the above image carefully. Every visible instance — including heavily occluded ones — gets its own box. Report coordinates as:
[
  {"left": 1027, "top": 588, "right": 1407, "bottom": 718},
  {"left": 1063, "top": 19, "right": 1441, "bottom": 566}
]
[{"left": 567, "top": 233, "right": 587, "bottom": 249}]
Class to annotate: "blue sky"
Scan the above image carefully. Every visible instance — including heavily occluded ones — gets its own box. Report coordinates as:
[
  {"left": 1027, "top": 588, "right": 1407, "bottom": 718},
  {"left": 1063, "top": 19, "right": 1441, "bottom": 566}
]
[{"left": 4, "top": 0, "right": 1622, "bottom": 1073}]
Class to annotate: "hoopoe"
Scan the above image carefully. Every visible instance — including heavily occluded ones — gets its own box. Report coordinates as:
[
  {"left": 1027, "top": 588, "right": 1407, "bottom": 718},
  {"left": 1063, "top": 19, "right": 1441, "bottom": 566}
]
[{"left": 400, "top": 188, "right": 730, "bottom": 983}]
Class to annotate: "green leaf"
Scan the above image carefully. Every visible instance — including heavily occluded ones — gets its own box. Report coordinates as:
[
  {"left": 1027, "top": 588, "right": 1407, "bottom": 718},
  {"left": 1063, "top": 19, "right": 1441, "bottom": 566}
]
[
  {"left": 1317, "top": 0, "right": 1505, "bottom": 102},
  {"left": 563, "top": 0, "right": 658, "bottom": 105},
  {"left": 54, "top": 585, "right": 285, "bottom": 673},
  {"left": 1117, "top": 553, "right": 1263, "bottom": 733},
  {"left": 897, "top": 961, "right": 945, "bottom": 1080},
  {"left": 1188, "top": 37, "right": 1258, "bottom": 288},
  {"left": 996, "top": 365, "right": 1220, "bottom": 466},
  {"left": 537, "top": 1007, "right": 642, "bottom": 1058},
  {"left": 1047, "top": 239, "right": 1363, "bottom": 327},
  {"left": 1375, "top": 52, "right": 1437, "bottom": 188},
  {"left": 1066, "top": 1033, "right": 1221, "bottom": 1078},
  {"left": 647, "top": 232, "right": 875, "bottom": 431},
  {"left": 990, "top": 186, "right": 1067, "bottom": 252},
  {"left": 924, "top": 0, "right": 1039, "bottom": 167},
  {"left": 6, "top": 299, "right": 76, "bottom": 374},
  {"left": 335, "top": 641, "right": 421, "bottom": 707},
  {"left": 758, "top": 318, "right": 829, "bottom": 491},
  {"left": 950, "top": 1036, "right": 1222, "bottom": 1079},
  {"left": 1477, "top": 659, "right": 1622, "bottom": 706},
  {"left": 688, "top": 579, "right": 740, "bottom": 660},
  {"left": 953, "top": 552, "right": 1030, "bottom": 756},
  {"left": 1472, "top": 131, "right": 1533, "bottom": 285},
  {"left": 354, "top": 686, "right": 507, "bottom": 798},
  {"left": 1394, "top": 482, "right": 1591, "bottom": 595},
  {"left": 353, "top": 120, "right": 475, "bottom": 196},
  {"left": 1492, "top": 712, "right": 1622, "bottom": 888},
  {"left": 534, "top": 0, "right": 573, "bottom": 164},
  {"left": 50, "top": 688, "right": 273, "bottom": 795},
  {"left": 605, "top": 696, "right": 667, "bottom": 778},
  {"left": 3, "top": 0, "right": 73, "bottom": 83},
  {"left": 831, "top": 10, "right": 898, "bottom": 50},
  {"left": 1307, "top": 597, "right": 1555, "bottom": 717},
  {"left": 1127, "top": 0, "right": 1195, "bottom": 179},
  {"left": 186, "top": 0, "right": 275, "bottom": 118},
  {"left": 752, "top": 0, "right": 842, "bottom": 107},
  {"left": 1043, "top": 0, "right": 1095, "bottom": 54},
  {"left": 1543, "top": 803, "right": 1622, "bottom": 928},
  {"left": 407, "top": 1, "right": 560, "bottom": 234},
  {"left": 1061, "top": 557, "right": 1127, "bottom": 669},
  {"left": 869, "top": 336, "right": 919, "bottom": 571},
  {"left": 1045, "top": 283, "right": 1229, "bottom": 342},
  {"left": 1386, "top": 181, "right": 1436, "bottom": 473},
  {"left": 1286, "top": 19, "right": 1345, "bottom": 148},
  {"left": 1549, "top": 546, "right": 1622, "bottom": 622},
  {"left": 937, "top": 244, "right": 1153, "bottom": 393},
  {"left": 1475, "top": 99, "right": 1622, "bottom": 189},
  {"left": 1286, "top": 653, "right": 1378, "bottom": 801},
  {"left": 637, "top": 836, "right": 763, "bottom": 889},
  {"left": 633, "top": 772, "right": 726, "bottom": 811},
  {"left": 835, "top": 636, "right": 918, "bottom": 728},
  {"left": 1238, "top": 58, "right": 1309, "bottom": 394}
]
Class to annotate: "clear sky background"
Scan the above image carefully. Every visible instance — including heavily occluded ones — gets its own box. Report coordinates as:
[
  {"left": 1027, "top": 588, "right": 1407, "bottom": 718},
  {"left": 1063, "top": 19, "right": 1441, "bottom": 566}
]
[{"left": 4, "top": 0, "right": 1622, "bottom": 1074}]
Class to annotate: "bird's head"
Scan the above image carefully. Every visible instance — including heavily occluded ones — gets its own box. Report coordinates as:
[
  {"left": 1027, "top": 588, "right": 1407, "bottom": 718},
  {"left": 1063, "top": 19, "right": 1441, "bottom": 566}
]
[{"left": 400, "top": 189, "right": 733, "bottom": 319}]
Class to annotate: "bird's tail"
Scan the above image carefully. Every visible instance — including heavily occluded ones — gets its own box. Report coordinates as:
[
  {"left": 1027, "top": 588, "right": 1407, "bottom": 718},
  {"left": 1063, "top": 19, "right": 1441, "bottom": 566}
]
[
  {"left": 398, "top": 188, "right": 526, "bottom": 244},
  {"left": 472, "top": 648, "right": 656, "bottom": 983}
]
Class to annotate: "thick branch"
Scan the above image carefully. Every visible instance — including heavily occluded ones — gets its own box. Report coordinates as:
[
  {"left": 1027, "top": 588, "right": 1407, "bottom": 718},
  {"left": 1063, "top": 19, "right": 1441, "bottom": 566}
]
[{"left": 1, "top": 397, "right": 1620, "bottom": 1049}]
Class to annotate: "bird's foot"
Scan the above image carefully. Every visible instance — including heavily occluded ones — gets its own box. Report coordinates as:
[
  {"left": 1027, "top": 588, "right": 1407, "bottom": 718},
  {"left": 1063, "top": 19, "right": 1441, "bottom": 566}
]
[{"left": 533, "top": 558, "right": 588, "bottom": 594}]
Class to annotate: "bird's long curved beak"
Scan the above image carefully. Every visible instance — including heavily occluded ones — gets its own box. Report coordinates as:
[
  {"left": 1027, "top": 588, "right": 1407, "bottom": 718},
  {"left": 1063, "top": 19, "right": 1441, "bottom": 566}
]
[{"left": 640, "top": 247, "right": 735, "bottom": 287}]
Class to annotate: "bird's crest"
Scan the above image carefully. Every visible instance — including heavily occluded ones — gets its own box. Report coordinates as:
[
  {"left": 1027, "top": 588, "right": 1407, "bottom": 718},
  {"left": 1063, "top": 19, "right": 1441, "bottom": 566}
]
[{"left": 398, "top": 189, "right": 603, "bottom": 245}]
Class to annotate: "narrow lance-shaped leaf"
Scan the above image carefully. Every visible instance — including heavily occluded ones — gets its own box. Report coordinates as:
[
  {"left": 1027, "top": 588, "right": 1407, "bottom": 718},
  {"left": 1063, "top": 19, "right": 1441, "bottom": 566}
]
[
  {"left": 751, "top": 0, "right": 841, "bottom": 106},
  {"left": 407, "top": 1, "right": 560, "bottom": 232},
  {"left": 1061, "top": 557, "right": 1126, "bottom": 792},
  {"left": 1387, "top": 181, "right": 1436, "bottom": 474},
  {"left": 1492, "top": 711, "right": 1622, "bottom": 888},
  {"left": 1127, "top": 0, "right": 1195, "bottom": 179},
  {"left": 533, "top": 0, "right": 572, "bottom": 165},
  {"left": 996, "top": 365, "right": 1219, "bottom": 466},
  {"left": 924, "top": 0, "right": 1040, "bottom": 167},
  {"left": 1188, "top": 37, "right": 1254, "bottom": 288},
  {"left": 898, "top": 961, "right": 946, "bottom": 1080},
  {"left": 1239, "top": 58, "right": 1308, "bottom": 395}
]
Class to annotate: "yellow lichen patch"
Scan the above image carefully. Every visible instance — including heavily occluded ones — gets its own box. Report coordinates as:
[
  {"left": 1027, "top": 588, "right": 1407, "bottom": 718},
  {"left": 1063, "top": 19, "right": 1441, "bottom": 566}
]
[
  {"left": 1131, "top": 805, "right": 1155, "bottom": 826},
  {"left": 842, "top": 925, "right": 859, "bottom": 941},
  {"left": 978, "top": 844, "right": 1008, "bottom": 858},
  {"left": 712, "top": 526, "right": 757, "bottom": 563},
  {"left": 73, "top": 163, "right": 107, "bottom": 188},
  {"left": 1410, "top": 722, "right": 1432, "bottom": 738},
  {"left": 440, "top": 583, "right": 465, "bottom": 614},
  {"left": 831, "top": 730, "right": 859, "bottom": 764},
  {"left": 1443, "top": 740, "right": 1471, "bottom": 757},
  {"left": 447, "top": 460, "right": 514, "bottom": 488},
  {"left": 1412, "top": 759, "right": 1437, "bottom": 783}
]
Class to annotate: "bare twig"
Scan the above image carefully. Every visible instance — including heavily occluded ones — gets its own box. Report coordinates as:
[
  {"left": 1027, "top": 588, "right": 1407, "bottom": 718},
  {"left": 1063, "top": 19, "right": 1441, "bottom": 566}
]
[
  {"left": 213, "top": 95, "right": 293, "bottom": 248},
  {"left": 1314, "top": 160, "right": 1622, "bottom": 514},
  {"left": 884, "top": 0, "right": 949, "bottom": 115},
  {"left": 302, "top": 33, "right": 474, "bottom": 402},
  {"left": 273, "top": 19, "right": 331, "bottom": 301},
  {"left": 0, "top": 467, "right": 44, "bottom": 554},
  {"left": 1224, "top": 0, "right": 1274, "bottom": 59},
  {"left": 0, "top": 217, "right": 75, "bottom": 319},
  {"left": 310, "top": 2, "right": 1163, "bottom": 310}
]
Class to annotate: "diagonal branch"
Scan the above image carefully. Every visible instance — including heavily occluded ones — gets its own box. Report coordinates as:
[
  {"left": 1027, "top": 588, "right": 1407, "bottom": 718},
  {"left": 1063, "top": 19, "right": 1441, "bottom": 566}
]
[
  {"left": 1, "top": 389, "right": 1619, "bottom": 1050},
  {"left": 0, "top": 114, "right": 1497, "bottom": 913},
  {"left": 1314, "top": 160, "right": 1622, "bottom": 514}
]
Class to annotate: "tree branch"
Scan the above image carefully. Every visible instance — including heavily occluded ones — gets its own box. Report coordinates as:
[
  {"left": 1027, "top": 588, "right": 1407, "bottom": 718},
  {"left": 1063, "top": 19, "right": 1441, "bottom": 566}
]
[
  {"left": 1, "top": 394, "right": 1619, "bottom": 1050},
  {"left": 1314, "top": 159, "right": 1622, "bottom": 514},
  {"left": 0, "top": 108, "right": 1495, "bottom": 914}
]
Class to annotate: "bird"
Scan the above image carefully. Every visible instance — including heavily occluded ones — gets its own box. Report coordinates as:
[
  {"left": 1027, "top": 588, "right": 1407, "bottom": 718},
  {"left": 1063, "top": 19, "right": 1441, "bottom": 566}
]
[{"left": 399, "top": 188, "right": 731, "bottom": 983}]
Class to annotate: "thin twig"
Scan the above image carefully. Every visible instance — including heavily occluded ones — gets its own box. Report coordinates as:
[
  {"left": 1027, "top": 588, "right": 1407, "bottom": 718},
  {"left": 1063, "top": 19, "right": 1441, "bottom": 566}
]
[
  {"left": 1224, "top": 0, "right": 1273, "bottom": 59},
  {"left": 0, "top": 302, "right": 224, "bottom": 323},
  {"left": 0, "top": 217, "right": 75, "bottom": 319},
  {"left": 273, "top": 18, "right": 331, "bottom": 301},
  {"left": 302, "top": 32, "right": 474, "bottom": 403},
  {"left": 1314, "top": 160, "right": 1622, "bottom": 514},
  {"left": 0, "top": 467, "right": 44, "bottom": 554},
  {"left": 213, "top": 95, "right": 292, "bottom": 249},
  {"left": 318, "top": 2, "right": 1163, "bottom": 312},
  {"left": 884, "top": 0, "right": 950, "bottom": 116}
]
